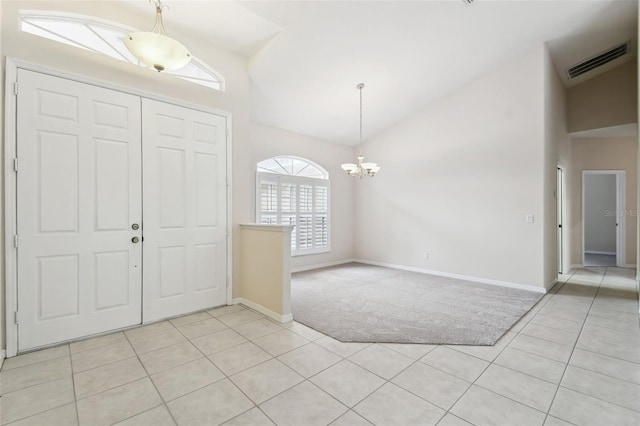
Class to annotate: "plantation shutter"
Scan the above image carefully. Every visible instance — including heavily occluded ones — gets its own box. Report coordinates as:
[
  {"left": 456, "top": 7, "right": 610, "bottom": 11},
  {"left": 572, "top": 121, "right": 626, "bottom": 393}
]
[
  {"left": 314, "top": 183, "right": 329, "bottom": 248},
  {"left": 281, "top": 179, "right": 297, "bottom": 251},
  {"left": 259, "top": 178, "right": 278, "bottom": 225},
  {"left": 299, "top": 184, "right": 313, "bottom": 250},
  {"left": 256, "top": 158, "right": 330, "bottom": 256}
]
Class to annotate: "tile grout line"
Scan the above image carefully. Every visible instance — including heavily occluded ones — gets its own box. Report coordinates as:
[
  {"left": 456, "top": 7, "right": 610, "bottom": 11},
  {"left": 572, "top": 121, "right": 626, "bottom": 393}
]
[
  {"left": 166, "top": 307, "right": 292, "bottom": 424},
  {"left": 67, "top": 344, "right": 81, "bottom": 426},
  {"left": 163, "top": 310, "right": 256, "bottom": 423},
  {"left": 409, "top": 280, "right": 570, "bottom": 420},
  {"left": 439, "top": 275, "right": 577, "bottom": 424},
  {"left": 122, "top": 321, "right": 180, "bottom": 426},
  {"left": 555, "top": 364, "right": 640, "bottom": 413},
  {"left": 208, "top": 326, "right": 378, "bottom": 424},
  {"left": 541, "top": 267, "right": 606, "bottom": 425},
  {"left": 570, "top": 345, "right": 640, "bottom": 368}
]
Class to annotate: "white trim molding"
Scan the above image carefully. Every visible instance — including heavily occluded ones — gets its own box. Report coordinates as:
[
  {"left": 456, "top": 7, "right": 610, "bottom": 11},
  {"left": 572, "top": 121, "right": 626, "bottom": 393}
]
[
  {"left": 233, "top": 298, "right": 293, "bottom": 323},
  {"left": 353, "top": 259, "right": 547, "bottom": 294},
  {"left": 581, "top": 170, "right": 626, "bottom": 268},
  {"left": 291, "top": 259, "right": 355, "bottom": 273},
  {"left": 0, "top": 350, "right": 5, "bottom": 369}
]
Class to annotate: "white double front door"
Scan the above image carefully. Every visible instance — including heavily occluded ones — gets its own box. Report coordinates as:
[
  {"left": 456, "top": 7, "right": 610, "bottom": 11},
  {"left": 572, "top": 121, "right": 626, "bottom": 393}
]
[{"left": 15, "top": 70, "right": 227, "bottom": 351}]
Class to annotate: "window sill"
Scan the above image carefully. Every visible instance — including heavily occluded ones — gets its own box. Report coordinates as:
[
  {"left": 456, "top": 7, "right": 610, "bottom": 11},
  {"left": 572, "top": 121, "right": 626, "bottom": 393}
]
[{"left": 292, "top": 248, "right": 330, "bottom": 257}]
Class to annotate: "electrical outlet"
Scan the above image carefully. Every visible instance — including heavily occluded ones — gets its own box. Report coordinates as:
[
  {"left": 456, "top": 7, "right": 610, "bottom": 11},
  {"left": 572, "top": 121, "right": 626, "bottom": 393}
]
[
  {"left": 526, "top": 214, "right": 534, "bottom": 223},
  {"left": 422, "top": 252, "right": 429, "bottom": 260}
]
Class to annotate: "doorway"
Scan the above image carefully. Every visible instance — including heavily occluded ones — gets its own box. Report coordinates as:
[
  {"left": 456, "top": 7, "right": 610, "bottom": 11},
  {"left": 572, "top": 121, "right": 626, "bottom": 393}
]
[
  {"left": 557, "top": 167, "right": 565, "bottom": 274},
  {"left": 582, "top": 171, "right": 625, "bottom": 267}
]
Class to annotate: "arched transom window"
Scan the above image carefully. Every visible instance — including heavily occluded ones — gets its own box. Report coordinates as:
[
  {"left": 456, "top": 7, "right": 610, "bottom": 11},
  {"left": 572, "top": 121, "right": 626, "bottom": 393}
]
[
  {"left": 256, "top": 156, "right": 330, "bottom": 256},
  {"left": 20, "top": 11, "right": 224, "bottom": 91}
]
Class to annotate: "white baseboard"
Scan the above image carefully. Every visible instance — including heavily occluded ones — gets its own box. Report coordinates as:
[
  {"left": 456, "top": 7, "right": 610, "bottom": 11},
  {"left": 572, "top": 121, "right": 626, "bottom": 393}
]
[
  {"left": 291, "top": 259, "right": 355, "bottom": 273},
  {"left": 233, "top": 298, "right": 293, "bottom": 323},
  {"left": 0, "top": 349, "right": 5, "bottom": 369},
  {"left": 546, "top": 278, "right": 558, "bottom": 291},
  {"left": 571, "top": 263, "right": 636, "bottom": 269},
  {"left": 585, "top": 251, "right": 616, "bottom": 255},
  {"left": 353, "top": 259, "right": 546, "bottom": 294}
]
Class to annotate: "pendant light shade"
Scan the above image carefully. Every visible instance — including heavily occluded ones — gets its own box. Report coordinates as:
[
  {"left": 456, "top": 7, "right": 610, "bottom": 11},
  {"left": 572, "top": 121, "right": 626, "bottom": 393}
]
[{"left": 125, "top": 0, "right": 191, "bottom": 72}]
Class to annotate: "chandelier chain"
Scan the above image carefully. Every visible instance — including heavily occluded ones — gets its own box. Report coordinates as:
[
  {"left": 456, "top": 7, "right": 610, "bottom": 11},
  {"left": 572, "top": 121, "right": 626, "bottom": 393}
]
[
  {"left": 359, "top": 84, "right": 363, "bottom": 143},
  {"left": 340, "top": 82, "right": 380, "bottom": 178}
]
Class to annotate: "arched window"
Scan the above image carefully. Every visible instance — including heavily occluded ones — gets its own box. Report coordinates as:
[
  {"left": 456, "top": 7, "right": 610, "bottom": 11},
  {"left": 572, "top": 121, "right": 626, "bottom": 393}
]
[
  {"left": 256, "top": 156, "right": 330, "bottom": 256},
  {"left": 19, "top": 11, "right": 224, "bottom": 91}
]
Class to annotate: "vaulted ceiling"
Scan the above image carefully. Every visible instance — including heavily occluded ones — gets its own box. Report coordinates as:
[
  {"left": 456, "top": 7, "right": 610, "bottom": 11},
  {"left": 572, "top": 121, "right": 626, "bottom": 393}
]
[{"left": 129, "top": 0, "right": 638, "bottom": 145}]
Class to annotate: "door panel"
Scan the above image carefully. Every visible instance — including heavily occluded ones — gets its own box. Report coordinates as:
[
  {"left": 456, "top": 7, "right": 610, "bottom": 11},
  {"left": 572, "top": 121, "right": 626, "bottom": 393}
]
[
  {"left": 143, "top": 99, "right": 227, "bottom": 321},
  {"left": 17, "top": 70, "right": 142, "bottom": 350}
]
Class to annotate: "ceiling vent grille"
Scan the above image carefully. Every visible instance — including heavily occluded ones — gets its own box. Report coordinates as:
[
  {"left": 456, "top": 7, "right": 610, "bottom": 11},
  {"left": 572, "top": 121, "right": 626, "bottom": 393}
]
[{"left": 567, "top": 42, "right": 629, "bottom": 79}]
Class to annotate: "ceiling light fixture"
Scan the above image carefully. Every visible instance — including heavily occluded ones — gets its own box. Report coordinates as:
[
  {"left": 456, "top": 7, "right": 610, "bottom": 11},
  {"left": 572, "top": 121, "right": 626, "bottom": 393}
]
[
  {"left": 125, "top": 0, "right": 191, "bottom": 72},
  {"left": 341, "top": 83, "right": 380, "bottom": 178}
]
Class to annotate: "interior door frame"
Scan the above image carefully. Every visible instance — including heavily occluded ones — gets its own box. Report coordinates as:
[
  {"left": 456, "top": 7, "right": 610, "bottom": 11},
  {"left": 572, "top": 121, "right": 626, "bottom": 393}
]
[
  {"left": 4, "top": 58, "right": 233, "bottom": 357},
  {"left": 581, "top": 170, "right": 625, "bottom": 268},
  {"left": 557, "top": 166, "right": 567, "bottom": 274}
]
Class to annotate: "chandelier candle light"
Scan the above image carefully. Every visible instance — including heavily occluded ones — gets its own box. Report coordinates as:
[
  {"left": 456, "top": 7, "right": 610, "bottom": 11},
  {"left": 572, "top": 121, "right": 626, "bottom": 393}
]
[
  {"left": 341, "top": 83, "right": 380, "bottom": 178},
  {"left": 125, "top": 0, "right": 191, "bottom": 72}
]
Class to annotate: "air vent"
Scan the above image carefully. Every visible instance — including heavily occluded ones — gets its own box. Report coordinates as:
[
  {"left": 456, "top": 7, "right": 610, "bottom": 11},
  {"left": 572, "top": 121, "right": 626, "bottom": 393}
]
[{"left": 567, "top": 42, "right": 629, "bottom": 79}]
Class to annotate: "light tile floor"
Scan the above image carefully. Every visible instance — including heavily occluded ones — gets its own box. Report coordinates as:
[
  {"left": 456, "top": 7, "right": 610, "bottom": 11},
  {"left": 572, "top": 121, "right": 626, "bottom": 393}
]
[{"left": 1, "top": 267, "right": 639, "bottom": 426}]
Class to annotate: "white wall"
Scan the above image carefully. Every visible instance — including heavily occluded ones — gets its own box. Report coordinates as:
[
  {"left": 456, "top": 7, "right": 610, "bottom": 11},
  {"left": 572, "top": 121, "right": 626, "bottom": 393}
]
[
  {"left": 0, "top": 0, "right": 4, "bottom": 354},
  {"left": 248, "top": 123, "right": 355, "bottom": 271},
  {"left": 569, "top": 137, "right": 638, "bottom": 265},
  {"left": 1, "top": 1, "right": 251, "bottom": 353},
  {"left": 354, "top": 45, "right": 548, "bottom": 289},
  {"left": 544, "top": 48, "right": 569, "bottom": 284},
  {"left": 567, "top": 61, "right": 637, "bottom": 133},
  {"left": 584, "top": 174, "right": 617, "bottom": 253}
]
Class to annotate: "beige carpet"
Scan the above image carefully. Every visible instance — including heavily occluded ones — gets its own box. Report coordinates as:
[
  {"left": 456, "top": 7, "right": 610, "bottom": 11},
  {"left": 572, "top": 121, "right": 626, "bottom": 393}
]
[{"left": 291, "top": 262, "right": 543, "bottom": 345}]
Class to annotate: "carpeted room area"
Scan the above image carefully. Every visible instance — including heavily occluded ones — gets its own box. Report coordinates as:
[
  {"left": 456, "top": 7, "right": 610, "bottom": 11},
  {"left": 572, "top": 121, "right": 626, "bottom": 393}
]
[{"left": 291, "top": 263, "right": 543, "bottom": 345}]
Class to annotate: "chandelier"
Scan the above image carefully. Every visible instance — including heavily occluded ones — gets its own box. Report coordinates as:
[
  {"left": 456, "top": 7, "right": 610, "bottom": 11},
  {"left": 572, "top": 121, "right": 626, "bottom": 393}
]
[
  {"left": 125, "top": 0, "right": 191, "bottom": 72},
  {"left": 341, "top": 83, "right": 380, "bottom": 178}
]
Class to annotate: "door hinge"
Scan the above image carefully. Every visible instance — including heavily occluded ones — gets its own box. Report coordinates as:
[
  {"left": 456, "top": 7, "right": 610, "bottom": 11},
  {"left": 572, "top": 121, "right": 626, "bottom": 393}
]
[
  {"left": 226, "top": 277, "right": 230, "bottom": 287},
  {"left": 14, "top": 311, "right": 19, "bottom": 325},
  {"left": 13, "top": 158, "right": 18, "bottom": 172},
  {"left": 13, "top": 82, "right": 18, "bottom": 95},
  {"left": 13, "top": 235, "right": 18, "bottom": 248}
]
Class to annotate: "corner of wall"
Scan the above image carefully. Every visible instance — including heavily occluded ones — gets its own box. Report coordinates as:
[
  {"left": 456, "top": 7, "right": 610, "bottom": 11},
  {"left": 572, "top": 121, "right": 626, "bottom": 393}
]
[
  {"left": 542, "top": 44, "right": 568, "bottom": 286},
  {"left": 637, "top": 2, "right": 640, "bottom": 280},
  {"left": 1, "top": 0, "right": 5, "bottom": 353}
]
